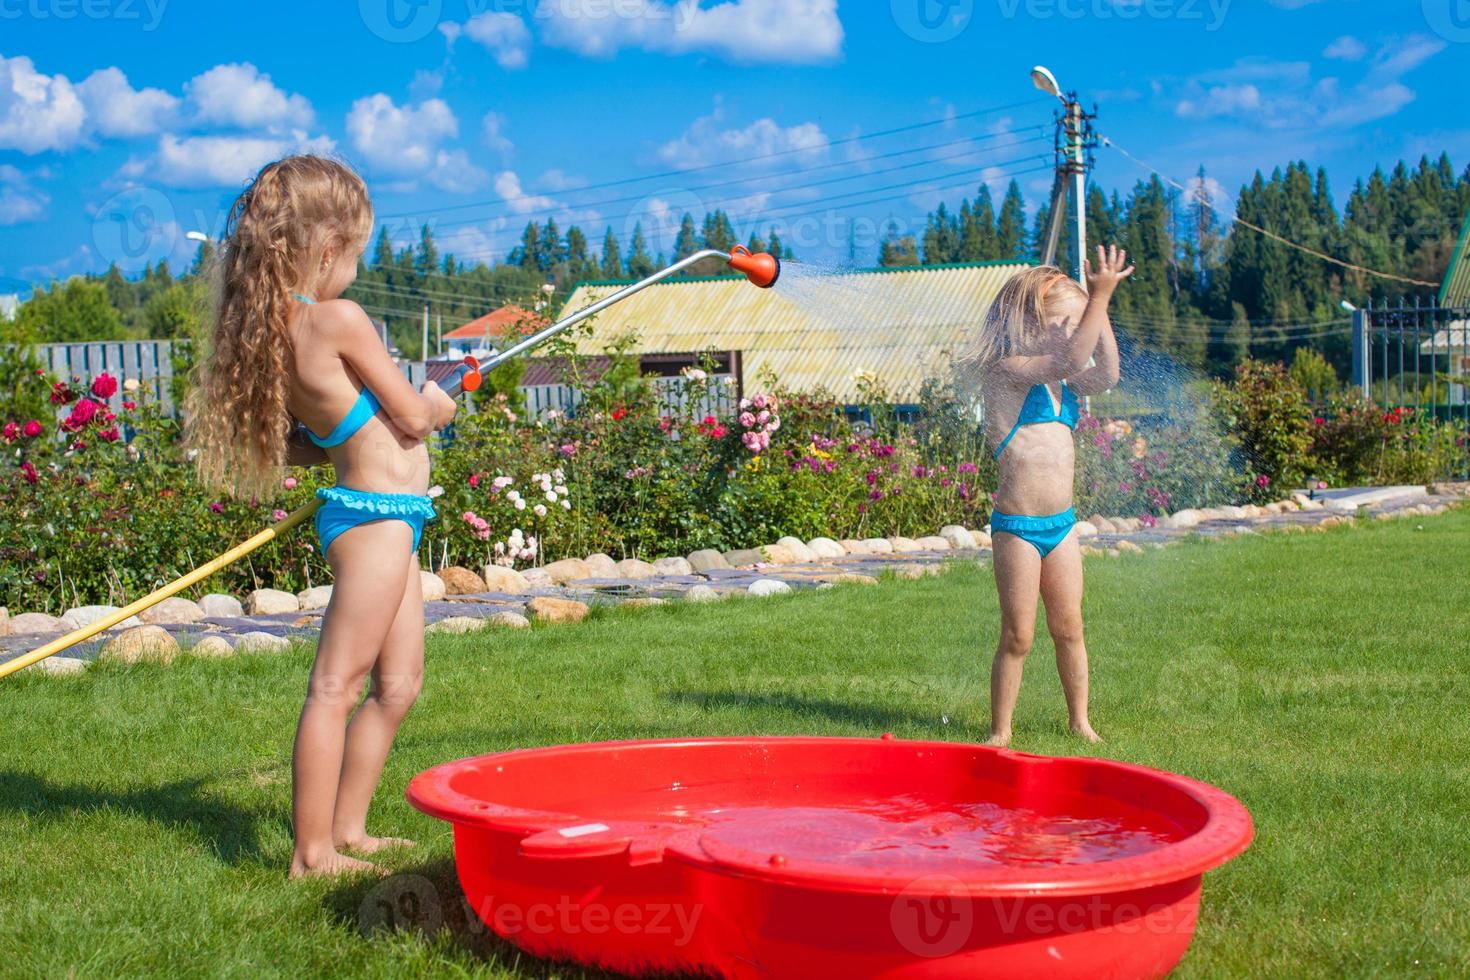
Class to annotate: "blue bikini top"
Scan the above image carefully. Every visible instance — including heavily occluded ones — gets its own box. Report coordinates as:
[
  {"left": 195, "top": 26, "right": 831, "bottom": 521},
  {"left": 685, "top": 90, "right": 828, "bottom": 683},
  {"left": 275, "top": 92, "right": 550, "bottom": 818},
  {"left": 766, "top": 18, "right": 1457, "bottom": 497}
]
[
  {"left": 293, "top": 293, "right": 380, "bottom": 448},
  {"left": 992, "top": 381, "right": 1080, "bottom": 459}
]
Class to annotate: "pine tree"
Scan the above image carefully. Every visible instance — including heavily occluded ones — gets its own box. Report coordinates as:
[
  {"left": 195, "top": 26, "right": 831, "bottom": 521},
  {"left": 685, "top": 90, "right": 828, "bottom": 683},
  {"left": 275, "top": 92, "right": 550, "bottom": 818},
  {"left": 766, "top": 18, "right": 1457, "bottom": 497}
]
[
  {"left": 672, "top": 213, "right": 700, "bottom": 264},
  {"left": 878, "top": 220, "right": 919, "bottom": 267},
  {"left": 518, "top": 222, "right": 542, "bottom": 274},
  {"left": 627, "top": 223, "right": 655, "bottom": 278},
  {"left": 414, "top": 225, "right": 438, "bottom": 279},
  {"left": 973, "top": 185, "right": 999, "bottom": 259},
  {"left": 372, "top": 227, "right": 394, "bottom": 270},
  {"left": 566, "top": 225, "right": 591, "bottom": 282},
  {"left": 601, "top": 227, "right": 624, "bottom": 279},
  {"left": 996, "top": 181, "right": 1028, "bottom": 260},
  {"left": 921, "top": 202, "right": 959, "bottom": 265}
]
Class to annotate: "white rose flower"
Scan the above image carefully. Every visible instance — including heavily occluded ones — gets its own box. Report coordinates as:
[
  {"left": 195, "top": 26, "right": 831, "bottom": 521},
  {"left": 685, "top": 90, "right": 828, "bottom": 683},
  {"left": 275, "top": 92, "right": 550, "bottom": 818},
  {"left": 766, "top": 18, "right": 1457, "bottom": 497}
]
[
  {"left": 545, "top": 490, "right": 558, "bottom": 503},
  {"left": 514, "top": 499, "right": 526, "bottom": 511},
  {"left": 534, "top": 504, "right": 548, "bottom": 517},
  {"left": 554, "top": 484, "right": 568, "bottom": 495},
  {"left": 560, "top": 499, "right": 571, "bottom": 510}
]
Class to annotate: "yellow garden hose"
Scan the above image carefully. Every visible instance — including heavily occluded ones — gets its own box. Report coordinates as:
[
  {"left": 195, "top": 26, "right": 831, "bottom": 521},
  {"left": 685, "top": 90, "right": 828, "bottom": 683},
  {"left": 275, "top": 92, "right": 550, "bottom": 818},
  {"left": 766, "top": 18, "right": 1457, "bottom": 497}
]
[{"left": 0, "top": 499, "right": 322, "bottom": 679}]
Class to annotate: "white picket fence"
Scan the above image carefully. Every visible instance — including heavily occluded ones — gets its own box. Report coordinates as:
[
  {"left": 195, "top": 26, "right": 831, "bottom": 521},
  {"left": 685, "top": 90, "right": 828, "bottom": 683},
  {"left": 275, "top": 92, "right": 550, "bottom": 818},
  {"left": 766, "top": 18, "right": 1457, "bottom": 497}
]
[{"left": 14, "top": 341, "right": 740, "bottom": 421}]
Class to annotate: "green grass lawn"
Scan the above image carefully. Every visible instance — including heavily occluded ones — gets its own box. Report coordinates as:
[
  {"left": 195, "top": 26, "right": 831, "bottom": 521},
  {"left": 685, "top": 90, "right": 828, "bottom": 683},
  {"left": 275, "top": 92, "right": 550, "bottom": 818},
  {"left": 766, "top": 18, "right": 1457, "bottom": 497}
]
[{"left": 3, "top": 511, "right": 1468, "bottom": 977}]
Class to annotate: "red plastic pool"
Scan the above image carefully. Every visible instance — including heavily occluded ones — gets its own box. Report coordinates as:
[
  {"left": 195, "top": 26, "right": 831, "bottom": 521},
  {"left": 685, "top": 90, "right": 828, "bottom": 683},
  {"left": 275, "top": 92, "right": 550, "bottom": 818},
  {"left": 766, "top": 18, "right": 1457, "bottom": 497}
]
[{"left": 407, "top": 737, "right": 1252, "bottom": 978}]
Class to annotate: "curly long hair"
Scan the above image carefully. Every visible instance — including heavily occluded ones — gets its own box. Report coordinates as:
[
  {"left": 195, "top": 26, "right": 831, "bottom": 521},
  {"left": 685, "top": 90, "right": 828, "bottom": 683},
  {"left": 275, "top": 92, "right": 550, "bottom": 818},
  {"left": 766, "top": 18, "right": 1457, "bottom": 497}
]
[
  {"left": 957, "top": 265, "right": 1088, "bottom": 388},
  {"left": 184, "top": 156, "right": 373, "bottom": 499}
]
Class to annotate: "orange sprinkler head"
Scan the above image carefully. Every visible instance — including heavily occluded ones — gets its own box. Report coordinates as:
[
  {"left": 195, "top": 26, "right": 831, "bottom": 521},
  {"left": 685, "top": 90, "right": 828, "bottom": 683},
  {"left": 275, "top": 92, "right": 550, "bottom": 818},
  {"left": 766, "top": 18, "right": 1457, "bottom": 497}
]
[
  {"left": 728, "top": 244, "right": 781, "bottom": 289},
  {"left": 447, "top": 355, "right": 482, "bottom": 398}
]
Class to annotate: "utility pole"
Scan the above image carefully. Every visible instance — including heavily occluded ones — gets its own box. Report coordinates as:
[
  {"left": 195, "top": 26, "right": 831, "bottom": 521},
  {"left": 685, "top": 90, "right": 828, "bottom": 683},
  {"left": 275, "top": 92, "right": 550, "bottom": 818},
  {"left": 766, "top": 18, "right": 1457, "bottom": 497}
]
[
  {"left": 436, "top": 313, "right": 443, "bottom": 357},
  {"left": 1033, "top": 66, "right": 1097, "bottom": 285},
  {"left": 421, "top": 304, "right": 429, "bottom": 362}
]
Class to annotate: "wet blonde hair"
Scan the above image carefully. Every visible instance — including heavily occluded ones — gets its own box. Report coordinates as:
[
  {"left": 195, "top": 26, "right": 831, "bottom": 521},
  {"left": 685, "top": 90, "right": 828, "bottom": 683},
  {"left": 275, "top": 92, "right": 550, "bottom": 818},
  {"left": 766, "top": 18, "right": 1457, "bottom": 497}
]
[
  {"left": 958, "top": 265, "right": 1088, "bottom": 384},
  {"left": 185, "top": 156, "right": 373, "bottom": 498}
]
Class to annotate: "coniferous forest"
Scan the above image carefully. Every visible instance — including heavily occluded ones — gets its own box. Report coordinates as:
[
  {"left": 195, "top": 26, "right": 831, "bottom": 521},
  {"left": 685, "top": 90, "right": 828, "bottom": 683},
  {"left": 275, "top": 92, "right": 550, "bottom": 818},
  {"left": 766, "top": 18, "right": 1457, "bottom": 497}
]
[{"left": 6, "top": 155, "right": 1468, "bottom": 380}]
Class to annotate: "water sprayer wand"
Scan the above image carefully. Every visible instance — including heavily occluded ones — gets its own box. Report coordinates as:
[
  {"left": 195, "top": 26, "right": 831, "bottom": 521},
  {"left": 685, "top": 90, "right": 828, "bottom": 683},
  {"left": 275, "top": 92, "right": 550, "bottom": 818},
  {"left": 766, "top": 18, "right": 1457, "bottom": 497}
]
[{"left": 0, "top": 248, "right": 780, "bottom": 680}]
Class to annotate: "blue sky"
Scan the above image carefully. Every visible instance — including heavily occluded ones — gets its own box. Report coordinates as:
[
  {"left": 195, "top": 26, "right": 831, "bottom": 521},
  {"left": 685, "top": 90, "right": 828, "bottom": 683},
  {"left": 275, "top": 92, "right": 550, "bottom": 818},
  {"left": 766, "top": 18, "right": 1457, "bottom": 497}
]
[{"left": 0, "top": 0, "right": 1465, "bottom": 295}]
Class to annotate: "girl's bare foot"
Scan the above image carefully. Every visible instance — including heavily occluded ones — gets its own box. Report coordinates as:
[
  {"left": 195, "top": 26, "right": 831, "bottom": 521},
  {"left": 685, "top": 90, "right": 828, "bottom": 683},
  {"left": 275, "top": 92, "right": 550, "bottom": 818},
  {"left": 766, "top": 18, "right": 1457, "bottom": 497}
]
[
  {"left": 1070, "top": 721, "right": 1103, "bottom": 744},
  {"left": 289, "top": 848, "right": 385, "bottom": 879},
  {"left": 338, "top": 835, "right": 417, "bottom": 856},
  {"left": 984, "top": 732, "right": 1012, "bottom": 748}
]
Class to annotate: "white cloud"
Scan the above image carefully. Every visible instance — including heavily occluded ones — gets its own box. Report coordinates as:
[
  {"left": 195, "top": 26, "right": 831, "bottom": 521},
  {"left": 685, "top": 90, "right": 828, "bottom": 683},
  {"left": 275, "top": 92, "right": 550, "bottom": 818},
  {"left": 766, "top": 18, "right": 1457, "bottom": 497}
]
[
  {"left": 0, "top": 54, "right": 86, "bottom": 154},
  {"left": 481, "top": 111, "right": 513, "bottom": 159},
  {"left": 657, "top": 106, "right": 829, "bottom": 169},
  {"left": 346, "top": 94, "right": 458, "bottom": 176},
  {"left": 428, "top": 149, "right": 490, "bottom": 193},
  {"left": 494, "top": 171, "right": 556, "bottom": 214},
  {"left": 0, "top": 165, "right": 50, "bottom": 225},
  {"left": 538, "top": 0, "right": 842, "bottom": 64},
  {"left": 1176, "top": 83, "right": 1262, "bottom": 120},
  {"left": 461, "top": 11, "right": 532, "bottom": 70},
  {"left": 1323, "top": 36, "right": 1366, "bottom": 61},
  {"left": 537, "top": 169, "right": 586, "bottom": 192},
  {"left": 122, "top": 131, "right": 336, "bottom": 188},
  {"left": 186, "top": 63, "right": 314, "bottom": 131},
  {"left": 77, "top": 67, "right": 179, "bottom": 138}
]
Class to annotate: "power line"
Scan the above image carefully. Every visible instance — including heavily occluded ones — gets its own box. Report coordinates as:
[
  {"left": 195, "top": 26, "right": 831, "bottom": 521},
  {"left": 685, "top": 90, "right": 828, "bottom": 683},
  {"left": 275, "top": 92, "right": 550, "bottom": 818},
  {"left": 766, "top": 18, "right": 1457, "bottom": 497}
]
[
  {"left": 1099, "top": 134, "right": 1441, "bottom": 289},
  {"left": 375, "top": 99, "right": 1049, "bottom": 221},
  {"left": 418, "top": 128, "right": 1048, "bottom": 235}
]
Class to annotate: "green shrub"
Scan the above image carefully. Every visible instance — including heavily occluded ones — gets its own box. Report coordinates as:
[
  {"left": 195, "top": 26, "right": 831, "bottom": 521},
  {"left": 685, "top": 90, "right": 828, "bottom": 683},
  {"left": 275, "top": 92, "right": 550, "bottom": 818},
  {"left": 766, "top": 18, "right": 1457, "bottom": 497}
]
[{"left": 1211, "top": 359, "right": 1316, "bottom": 502}]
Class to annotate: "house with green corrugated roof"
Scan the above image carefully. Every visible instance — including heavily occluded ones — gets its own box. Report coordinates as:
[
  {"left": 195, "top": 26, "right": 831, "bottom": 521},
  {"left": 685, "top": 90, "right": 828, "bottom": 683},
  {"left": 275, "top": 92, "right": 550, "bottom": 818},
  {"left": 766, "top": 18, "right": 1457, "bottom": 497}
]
[
  {"left": 1440, "top": 208, "right": 1470, "bottom": 310},
  {"left": 1421, "top": 210, "right": 1470, "bottom": 404}
]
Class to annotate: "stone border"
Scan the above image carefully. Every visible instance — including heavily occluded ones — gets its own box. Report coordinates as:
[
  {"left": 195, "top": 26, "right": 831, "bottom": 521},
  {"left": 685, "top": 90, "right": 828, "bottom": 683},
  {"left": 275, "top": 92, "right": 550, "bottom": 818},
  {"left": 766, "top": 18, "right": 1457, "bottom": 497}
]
[{"left": 3, "top": 488, "right": 1466, "bottom": 674}]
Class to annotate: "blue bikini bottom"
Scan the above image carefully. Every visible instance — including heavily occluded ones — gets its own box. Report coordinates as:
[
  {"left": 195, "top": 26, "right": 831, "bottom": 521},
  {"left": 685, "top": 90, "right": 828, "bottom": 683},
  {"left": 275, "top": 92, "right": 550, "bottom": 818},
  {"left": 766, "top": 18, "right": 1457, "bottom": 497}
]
[
  {"left": 990, "top": 507, "right": 1077, "bottom": 559},
  {"left": 314, "top": 486, "right": 437, "bottom": 557}
]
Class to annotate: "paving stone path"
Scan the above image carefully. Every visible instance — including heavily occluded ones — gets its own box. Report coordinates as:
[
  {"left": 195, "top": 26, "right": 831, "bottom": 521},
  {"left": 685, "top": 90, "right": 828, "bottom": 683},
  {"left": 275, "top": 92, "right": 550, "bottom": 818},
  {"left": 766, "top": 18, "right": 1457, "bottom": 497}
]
[{"left": 3, "top": 484, "right": 1464, "bottom": 674}]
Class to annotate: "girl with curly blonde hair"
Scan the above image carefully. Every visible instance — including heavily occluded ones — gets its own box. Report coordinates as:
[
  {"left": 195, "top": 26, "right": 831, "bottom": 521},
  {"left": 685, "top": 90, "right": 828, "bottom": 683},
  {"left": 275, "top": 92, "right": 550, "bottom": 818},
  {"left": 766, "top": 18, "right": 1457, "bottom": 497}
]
[{"left": 186, "top": 156, "right": 458, "bottom": 876}]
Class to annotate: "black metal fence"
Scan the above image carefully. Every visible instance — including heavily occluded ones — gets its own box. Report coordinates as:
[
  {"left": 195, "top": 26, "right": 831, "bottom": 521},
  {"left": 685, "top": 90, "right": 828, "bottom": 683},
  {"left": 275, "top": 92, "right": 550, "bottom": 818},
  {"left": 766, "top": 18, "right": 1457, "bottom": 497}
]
[{"left": 1356, "top": 301, "right": 1470, "bottom": 422}]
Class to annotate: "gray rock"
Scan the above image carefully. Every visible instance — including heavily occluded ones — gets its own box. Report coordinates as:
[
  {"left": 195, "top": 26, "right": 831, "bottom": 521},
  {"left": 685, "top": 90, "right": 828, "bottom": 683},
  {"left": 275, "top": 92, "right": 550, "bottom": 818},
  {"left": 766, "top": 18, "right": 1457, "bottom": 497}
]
[
  {"left": 481, "top": 564, "right": 532, "bottom": 593},
  {"left": 888, "top": 536, "right": 923, "bottom": 553},
  {"left": 190, "top": 635, "right": 235, "bottom": 658},
  {"left": 615, "top": 558, "right": 658, "bottom": 579},
  {"left": 939, "top": 526, "right": 978, "bottom": 549},
  {"left": 426, "top": 616, "right": 490, "bottom": 635},
  {"left": 839, "top": 539, "right": 871, "bottom": 555},
  {"left": 99, "top": 625, "right": 179, "bottom": 664},
  {"left": 723, "top": 549, "right": 766, "bottom": 568},
  {"left": 807, "top": 537, "right": 847, "bottom": 559},
  {"left": 488, "top": 611, "right": 531, "bottom": 629},
  {"left": 1074, "top": 521, "right": 1099, "bottom": 540},
  {"left": 0, "top": 606, "right": 7, "bottom": 635},
  {"left": 236, "top": 631, "right": 292, "bottom": 654},
  {"left": 864, "top": 538, "right": 895, "bottom": 554},
  {"left": 915, "top": 536, "right": 951, "bottom": 551},
  {"left": 687, "top": 549, "right": 730, "bottom": 573},
  {"left": 521, "top": 568, "right": 554, "bottom": 589},
  {"left": 198, "top": 594, "right": 244, "bottom": 618},
  {"left": 295, "top": 586, "right": 334, "bottom": 611},
  {"left": 27, "top": 656, "right": 87, "bottom": 676},
  {"left": 776, "top": 537, "right": 818, "bottom": 563},
  {"left": 542, "top": 558, "right": 591, "bottom": 585},
  {"left": 140, "top": 597, "right": 206, "bottom": 625},
  {"left": 583, "top": 554, "right": 620, "bottom": 578},
  {"left": 748, "top": 579, "right": 793, "bottom": 597},
  {"left": 685, "top": 585, "right": 721, "bottom": 603},
  {"left": 8, "top": 612, "right": 68, "bottom": 634},
  {"left": 62, "top": 605, "right": 142, "bottom": 631},
  {"left": 652, "top": 557, "right": 694, "bottom": 577},
  {"left": 246, "top": 589, "right": 299, "bottom": 615},
  {"left": 419, "top": 571, "right": 446, "bottom": 602}
]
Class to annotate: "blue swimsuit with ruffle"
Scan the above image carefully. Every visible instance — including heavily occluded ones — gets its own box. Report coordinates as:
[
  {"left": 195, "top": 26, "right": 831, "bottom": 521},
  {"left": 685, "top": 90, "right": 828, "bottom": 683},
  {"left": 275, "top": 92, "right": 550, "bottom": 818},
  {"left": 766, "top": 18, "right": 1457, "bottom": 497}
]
[
  {"left": 990, "top": 380, "right": 1079, "bottom": 559},
  {"left": 294, "top": 294, "right": 436, "bottom": 556}
]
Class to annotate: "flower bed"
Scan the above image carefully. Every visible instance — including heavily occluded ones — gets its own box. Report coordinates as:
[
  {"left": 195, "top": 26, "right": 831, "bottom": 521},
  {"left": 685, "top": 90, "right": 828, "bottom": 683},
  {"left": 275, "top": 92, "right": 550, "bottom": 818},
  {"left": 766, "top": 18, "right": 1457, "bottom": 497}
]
[{"left": 3, "top": 351, "right": 1466, "bottom": 614}]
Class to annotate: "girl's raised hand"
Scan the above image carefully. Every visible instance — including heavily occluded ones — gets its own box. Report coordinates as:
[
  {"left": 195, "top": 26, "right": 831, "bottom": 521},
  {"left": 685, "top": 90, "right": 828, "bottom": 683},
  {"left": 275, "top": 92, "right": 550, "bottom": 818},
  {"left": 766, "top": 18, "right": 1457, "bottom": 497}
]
[{"left": 1083, "top": 244, "right": 1135, "bottom": 297}]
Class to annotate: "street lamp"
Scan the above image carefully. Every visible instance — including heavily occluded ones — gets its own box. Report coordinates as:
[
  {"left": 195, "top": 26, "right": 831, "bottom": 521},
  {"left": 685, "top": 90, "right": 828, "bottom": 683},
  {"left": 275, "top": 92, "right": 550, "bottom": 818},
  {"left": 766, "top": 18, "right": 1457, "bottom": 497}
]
[
  {"left": 1032, "top": 65, "right": 1096, "bottom": 286},
  {"left": 1030, "top": 65, "right": 1064, "bottom": 103}
]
